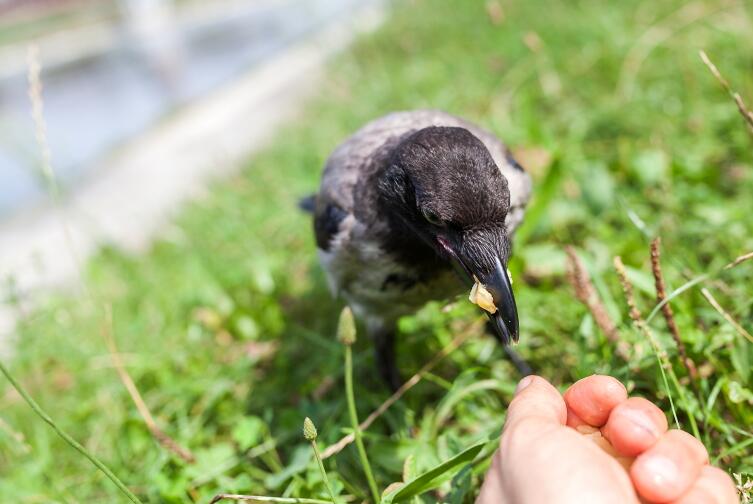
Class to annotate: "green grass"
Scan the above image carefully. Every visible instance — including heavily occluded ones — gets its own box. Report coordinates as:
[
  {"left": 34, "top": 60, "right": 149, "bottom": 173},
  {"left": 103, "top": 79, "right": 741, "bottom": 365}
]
[{"left": 2, "top": 0, "right": 753, "bottom": 501}]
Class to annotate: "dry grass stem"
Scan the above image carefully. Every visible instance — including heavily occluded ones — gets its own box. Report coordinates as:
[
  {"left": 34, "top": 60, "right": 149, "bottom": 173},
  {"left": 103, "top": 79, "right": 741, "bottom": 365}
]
[
  {"left": 614, "top": 256, "right": 686, "bottom": 432},
  {"left": 26, "top": 45, "right": 55, "bottom": 187},
  {"left": 102, "top": 306, "right": 195, "bottom": 463},
  {"left": 614, "top": 257, "right": 641, "bottom": 322},
  {"left": 26, "top": 45, "right": 86, "bottom": 285},
  {"left": 650, "top": 238, "right": 697, "bottom": 378},
  {"left": 725, "top": 251, "right": 753, "bottom": 270},
  {"left": 321, "top": 319, "right": 483, "bottom": 459},
  {"left": 613, "top": 257, "right": 673, "bottom": 367},
  {"left": 565, "top": 246, "right": 629, "bottom": 360},
  {"left": 614, "top": 256, "right": 672, "bottom": 371},
  {"left": 700, "top": 288, "right": 753, "bottom": 344},
  {"left": 699, "top": 50, "right": 753, "bottom": 135}
]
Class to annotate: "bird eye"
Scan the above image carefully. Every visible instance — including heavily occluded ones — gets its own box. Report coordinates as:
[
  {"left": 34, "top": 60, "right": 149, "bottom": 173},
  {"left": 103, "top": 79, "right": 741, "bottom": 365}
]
[{"left": 422, "top": 209, "right": 444, "bottom": 227}]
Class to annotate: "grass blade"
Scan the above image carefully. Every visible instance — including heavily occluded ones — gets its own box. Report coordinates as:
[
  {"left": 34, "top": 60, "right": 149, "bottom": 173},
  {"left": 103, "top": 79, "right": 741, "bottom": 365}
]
[
  {"left": 381, "top": 441, "right": 486, "bottom": 503},
  {"left": 0, "top": 359, "right": 142, "bottom": 503}
]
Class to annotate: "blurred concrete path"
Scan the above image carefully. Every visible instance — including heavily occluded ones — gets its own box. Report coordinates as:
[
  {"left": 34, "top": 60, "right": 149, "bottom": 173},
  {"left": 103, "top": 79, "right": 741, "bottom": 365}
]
[
  {"left": 0, "top": 0, "right": 376, "bottom": 215},
  {"left": 0, "top": 1, "right": 385, "bottom": 349}
]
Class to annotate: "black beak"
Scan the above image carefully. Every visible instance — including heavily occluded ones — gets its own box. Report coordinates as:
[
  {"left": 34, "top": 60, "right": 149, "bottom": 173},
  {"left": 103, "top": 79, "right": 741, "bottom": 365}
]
[
  {"left": 432, "top": 234, "right": 520, "bottom": 344},
  {"left": 477, "top": 258, "right": 519, "bottom": 345},
  {"left": 441, "top": 239, "right": 519, "bottom": 345}
]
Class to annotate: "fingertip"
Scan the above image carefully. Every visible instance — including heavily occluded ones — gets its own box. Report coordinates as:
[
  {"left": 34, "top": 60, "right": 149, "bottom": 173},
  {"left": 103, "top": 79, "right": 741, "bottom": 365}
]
[
  {"left": 631, "top": 454, "right": 688, "bottom": 502},
  {"left": 668, "top": 430, "right": 709, "bottom": 465},
  {"left": 670, "top": 483, "right": 717, "bottom": 503},
  {"left": 505, "top": 375, "right": 567, "bottom": 428},
  {"left": 512, "top": 375, "right": 556, "bottom": 398},
  {"left": 631, "top": 430, "right": 707, "bottom": 502},
  {"left": 700, "top": 466, "right": 738, "bottom": 503},
  {"left": 514, "top": 374, "right": 536, "bottom": 396},
  {"left": 564, "top": 375, "right": 628, "bottom": 427},
  {"left": 603, "top": 397, "right": 668, "bottom": 457},
  {"left": 670, "top": 466, "right": 738, "bottom": 504}
]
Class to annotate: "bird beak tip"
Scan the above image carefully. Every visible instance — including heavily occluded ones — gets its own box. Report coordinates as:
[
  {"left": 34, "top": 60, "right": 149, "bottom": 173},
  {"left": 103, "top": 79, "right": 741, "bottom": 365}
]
[
  {"left": 478, "top": 259, "right": 519, "bottom": 345},
  {"left": 446, "top": 243, "right": 520, "bottom": 344}
]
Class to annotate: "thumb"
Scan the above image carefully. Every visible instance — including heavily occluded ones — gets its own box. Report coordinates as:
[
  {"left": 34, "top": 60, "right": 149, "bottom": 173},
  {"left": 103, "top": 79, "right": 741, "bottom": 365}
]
[
  {"left": 477, "top": 377, "right": 568, "bottom": 503},
  {"left": 504, "top": 375, "right": 567, "bottom": 430}
]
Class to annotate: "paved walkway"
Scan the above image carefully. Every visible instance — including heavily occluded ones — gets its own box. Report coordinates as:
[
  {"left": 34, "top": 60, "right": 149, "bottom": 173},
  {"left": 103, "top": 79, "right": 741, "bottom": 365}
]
[{"left": 0, "top": 1, "right": 385, "bottom": 351}]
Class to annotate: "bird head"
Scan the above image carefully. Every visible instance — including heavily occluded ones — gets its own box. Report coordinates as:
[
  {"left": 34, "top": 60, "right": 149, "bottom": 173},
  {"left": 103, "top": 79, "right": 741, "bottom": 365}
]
[{"left": 378, "top": 126, "right": 519, "bottom": 344}]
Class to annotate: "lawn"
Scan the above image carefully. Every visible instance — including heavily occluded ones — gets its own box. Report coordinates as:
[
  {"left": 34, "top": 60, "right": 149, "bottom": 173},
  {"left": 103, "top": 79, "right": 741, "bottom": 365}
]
[{"left": 2, "top": 0, "right": 753, "bottom": 502}]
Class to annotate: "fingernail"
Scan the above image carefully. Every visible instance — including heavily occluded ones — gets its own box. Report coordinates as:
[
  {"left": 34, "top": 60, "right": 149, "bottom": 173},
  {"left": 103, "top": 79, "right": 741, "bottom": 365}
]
[
  {"left": 641, "top": 455, "right": 678, "bottom": 487},
  {"left": 515, "top": 376, "right": 535, "bottom": 395}
]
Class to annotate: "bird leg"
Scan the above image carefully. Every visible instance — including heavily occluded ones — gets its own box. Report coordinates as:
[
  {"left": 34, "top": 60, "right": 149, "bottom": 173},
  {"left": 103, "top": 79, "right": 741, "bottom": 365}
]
[
  {"left": 372, "top": 321, "right": 530, "bottom": 391},
  {"left": 485, "top": 320, "right": 533, "bottom": 377},
  {"left": 373, "top": 329, "right": 402, "bottom": 392}
]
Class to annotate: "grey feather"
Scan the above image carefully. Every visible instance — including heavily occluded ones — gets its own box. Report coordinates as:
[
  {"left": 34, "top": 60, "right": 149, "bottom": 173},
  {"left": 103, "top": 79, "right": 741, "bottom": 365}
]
[{"left": 313, "top": 110, "right": 531, "bottom": 327}]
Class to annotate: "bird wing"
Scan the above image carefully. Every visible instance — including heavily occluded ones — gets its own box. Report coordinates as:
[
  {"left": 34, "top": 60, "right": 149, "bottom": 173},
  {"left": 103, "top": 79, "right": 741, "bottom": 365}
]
[{"left": 314, "top": 114, "right": 412, "bottom": 250}]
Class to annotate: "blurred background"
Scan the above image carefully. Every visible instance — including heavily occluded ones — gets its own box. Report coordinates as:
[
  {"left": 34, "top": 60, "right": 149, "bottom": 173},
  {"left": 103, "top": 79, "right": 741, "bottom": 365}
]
[
  {"left": 0, "top": 0, "right": 382, "bottom": 312},
  {"left": 1, "top": 0, "right": 752, "bottom": 502},
  {"left": 0, "top": 0, "right": 375, "bottom": 214}
]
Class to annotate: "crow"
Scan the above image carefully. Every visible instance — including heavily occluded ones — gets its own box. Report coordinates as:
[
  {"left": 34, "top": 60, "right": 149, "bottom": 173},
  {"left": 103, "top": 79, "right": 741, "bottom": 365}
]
[{"left": 306, "top": 110, "right": 532, "bottom": 390}]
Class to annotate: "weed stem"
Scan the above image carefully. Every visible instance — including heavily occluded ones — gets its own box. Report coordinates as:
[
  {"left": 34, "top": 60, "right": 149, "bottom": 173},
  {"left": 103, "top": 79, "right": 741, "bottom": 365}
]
[
  {"left": 344, "top": 344, "right": 380, "bottom": 502},
  {"left": 303, "top": 417, "right": 338, "bottom": 503},
  {"left": 311, "top": 439, "right": 339, "bottom": 504}
]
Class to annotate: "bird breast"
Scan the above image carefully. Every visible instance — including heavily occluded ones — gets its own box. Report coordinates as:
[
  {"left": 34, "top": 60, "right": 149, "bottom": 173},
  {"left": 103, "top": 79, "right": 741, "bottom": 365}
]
[{"left": 318, "top": 219, "right": 461, "bottom": 327}]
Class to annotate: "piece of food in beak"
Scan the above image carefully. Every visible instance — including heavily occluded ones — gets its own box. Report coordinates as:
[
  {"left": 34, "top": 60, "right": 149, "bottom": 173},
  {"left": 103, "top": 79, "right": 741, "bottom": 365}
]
[{"left": 469, "top": 278, "right": 497, "bottom": 314}]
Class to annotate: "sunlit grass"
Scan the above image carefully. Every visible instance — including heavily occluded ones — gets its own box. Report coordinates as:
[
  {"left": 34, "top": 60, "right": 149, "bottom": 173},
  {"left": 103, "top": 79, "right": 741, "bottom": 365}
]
[{"left": 1, "top": 0, "right": 752, "bottom": 501}]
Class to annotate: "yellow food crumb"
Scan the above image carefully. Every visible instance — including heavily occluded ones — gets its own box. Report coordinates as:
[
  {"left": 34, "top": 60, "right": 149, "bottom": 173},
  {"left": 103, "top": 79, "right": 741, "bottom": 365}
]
[{"left": 469, "top": 279, "right": 497, "bottom": 314}]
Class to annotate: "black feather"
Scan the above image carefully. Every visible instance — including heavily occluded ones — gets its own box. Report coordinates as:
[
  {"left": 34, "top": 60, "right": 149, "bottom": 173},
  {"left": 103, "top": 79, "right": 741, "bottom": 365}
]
[
  {"left": 298, "top": 194, "right": 317, "bottom": 213},
  {"left": 314, "top": 203, "right": 347, "bottom": 251}
]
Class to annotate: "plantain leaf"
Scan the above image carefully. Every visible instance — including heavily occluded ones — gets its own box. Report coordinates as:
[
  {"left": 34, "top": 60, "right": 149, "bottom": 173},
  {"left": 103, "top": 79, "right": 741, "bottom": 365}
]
[{"left": 381, "top": 441, "right": 486, "bottom": 503}]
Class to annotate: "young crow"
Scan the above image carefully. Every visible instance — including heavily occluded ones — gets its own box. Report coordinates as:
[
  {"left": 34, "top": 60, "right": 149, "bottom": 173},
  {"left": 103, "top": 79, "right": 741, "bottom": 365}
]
[{"left": 308, "top": 110, "right": 532, "bottom": 390}]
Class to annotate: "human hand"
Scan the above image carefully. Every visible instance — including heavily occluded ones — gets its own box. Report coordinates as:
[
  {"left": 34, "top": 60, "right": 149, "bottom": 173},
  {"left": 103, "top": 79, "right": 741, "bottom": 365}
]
[{"left": 477, "top": 375, "right": 738, "bottom": 503}]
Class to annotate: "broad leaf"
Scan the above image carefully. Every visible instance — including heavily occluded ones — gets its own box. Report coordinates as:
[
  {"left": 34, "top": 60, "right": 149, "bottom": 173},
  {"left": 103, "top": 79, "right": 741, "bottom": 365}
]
[{"left": 381, "top": 441, "right": 486, "bottom": 503}]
